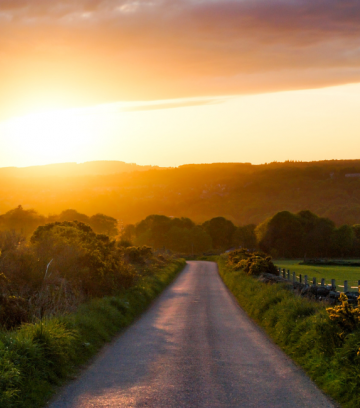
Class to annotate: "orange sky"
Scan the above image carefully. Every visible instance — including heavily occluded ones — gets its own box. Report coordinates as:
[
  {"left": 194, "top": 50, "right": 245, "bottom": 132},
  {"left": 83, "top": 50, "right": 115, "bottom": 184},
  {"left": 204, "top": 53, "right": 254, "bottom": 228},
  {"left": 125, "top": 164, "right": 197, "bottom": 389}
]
[{"left": 1, "top": 0, "right": 360, "bottom": 166}]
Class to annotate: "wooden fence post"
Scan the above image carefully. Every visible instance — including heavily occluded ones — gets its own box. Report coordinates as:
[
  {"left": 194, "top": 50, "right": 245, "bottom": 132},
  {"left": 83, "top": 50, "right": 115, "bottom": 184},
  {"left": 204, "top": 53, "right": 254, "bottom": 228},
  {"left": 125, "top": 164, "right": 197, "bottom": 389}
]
[
  {"left": 321, "top": 278, "right": 325, "bottom": 287},
  {"left": 312, "top": 277, "right": 316, "bottom": 287},
  {"left": 344, "top": 280, "right": 348, "bottom": 293},
  {"left": 331, "top": 279, "right": 336, "bottom": 290},
  {"left": 287, "top": 270, "right": 290, "bottom": 280},
  {"left": 299, "top": 274, "right": 302, "bottom": 284},
  {"left": 292, "top": 272, "right": 296, "bottom": 284},
  {"left": 282, "top": 268, "right": 286, "bottom": 279},
  {"left": 305, "top": 275, "right": 308, "bottom": 286}
]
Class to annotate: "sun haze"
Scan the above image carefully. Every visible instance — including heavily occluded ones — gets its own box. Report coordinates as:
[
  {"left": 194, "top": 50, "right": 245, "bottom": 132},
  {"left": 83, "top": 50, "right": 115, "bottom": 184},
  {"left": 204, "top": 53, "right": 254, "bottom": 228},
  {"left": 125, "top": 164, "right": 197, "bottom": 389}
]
[{"left": 1, "top": 0, "right": 360, "bottom": 166}]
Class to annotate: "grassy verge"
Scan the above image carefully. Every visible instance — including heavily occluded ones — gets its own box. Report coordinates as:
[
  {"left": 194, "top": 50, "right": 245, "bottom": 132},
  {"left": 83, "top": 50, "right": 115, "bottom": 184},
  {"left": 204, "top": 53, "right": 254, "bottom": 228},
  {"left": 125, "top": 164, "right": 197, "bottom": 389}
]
[
  {"left": 0, "top": 259, "right": 186, "bottom": 408},
  {"left": 212, "top": 256, "right": 360, "bottom": 408}
]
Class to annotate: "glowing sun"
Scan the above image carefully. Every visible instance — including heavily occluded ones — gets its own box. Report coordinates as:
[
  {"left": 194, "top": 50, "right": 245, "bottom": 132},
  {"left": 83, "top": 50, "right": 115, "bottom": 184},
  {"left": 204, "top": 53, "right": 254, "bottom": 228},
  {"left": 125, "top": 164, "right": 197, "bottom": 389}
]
[{"left": 2, "top": 107, "right": 104, "bottom": 166}]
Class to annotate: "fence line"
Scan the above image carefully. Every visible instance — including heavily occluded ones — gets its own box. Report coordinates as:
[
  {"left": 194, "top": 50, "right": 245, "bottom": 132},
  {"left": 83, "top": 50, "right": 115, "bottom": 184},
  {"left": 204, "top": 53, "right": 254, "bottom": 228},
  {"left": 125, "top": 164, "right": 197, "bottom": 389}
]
[{"left": 278, "top": 268, "right": 360, "bottom": 293}]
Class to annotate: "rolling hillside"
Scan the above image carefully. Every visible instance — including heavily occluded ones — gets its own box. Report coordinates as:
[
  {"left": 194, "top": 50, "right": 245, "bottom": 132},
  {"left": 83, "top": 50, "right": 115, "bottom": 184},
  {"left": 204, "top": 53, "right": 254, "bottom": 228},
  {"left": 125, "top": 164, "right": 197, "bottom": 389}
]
[{"left": 1, "top": 160, "right": 360, "bottom": 226}]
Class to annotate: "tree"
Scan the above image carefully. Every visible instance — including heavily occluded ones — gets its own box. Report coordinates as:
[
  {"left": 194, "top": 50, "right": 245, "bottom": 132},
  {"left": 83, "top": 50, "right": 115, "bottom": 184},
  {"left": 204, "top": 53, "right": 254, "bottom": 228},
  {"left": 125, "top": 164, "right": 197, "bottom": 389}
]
[
  {"left": 297, "top": 211, "right": 335, "bottom": 257},
  {"left": 189, "top": 226, "right": 212, "bottom": 253},
  {"left": 164, "top": 225, "right": 212, "bottom": 254},
  {"left": 90, "top": 213, "right": 118, "bottom": 236},
  {"left": 331, "top": 225, "right": 355, "bottom": 257},
  {"left": 352, "top": 224, "right": 360, "bottom": 256},
  {"left": 135, "top": 215, "right": 172, "bottom": 248},
  {"left": 353, "top": 224, "right": 360, "bottom": 240},
  {"left": 55, "top": 209, "right": 90, "bottom": 224},
  {"left": 0, "top": 205, "right": 46, "bottom": 237},
  {"left": 171, "top": 217, "right": 195, "bottom": 230},
  {"left": 166, "top": 227, "right": 191, "bottom": 253},
  {"left": 121, "top": 224, "right": 136, "bottom": 242},
  {"left": 303, "top": 217, "right": 335, "bottom": 258},
  {"left": 256, "top": 211, "right": 304, "bottom": 258},
  {"left": 202, "top": 217, "right": 236, "bottom": 249},
  {"left": 232, "top": 224, "right": 257, "bottom": 250}
]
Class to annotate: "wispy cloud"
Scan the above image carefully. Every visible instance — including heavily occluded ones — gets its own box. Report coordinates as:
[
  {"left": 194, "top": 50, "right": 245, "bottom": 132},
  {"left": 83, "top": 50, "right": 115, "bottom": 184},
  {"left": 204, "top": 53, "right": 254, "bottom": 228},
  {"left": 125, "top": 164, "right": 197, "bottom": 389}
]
[
  {"left": 119, "top": 98, "right": 223, "bottom": 112},
  {"left": 1, "top": 0, "right": 360, "bottom": 118}
]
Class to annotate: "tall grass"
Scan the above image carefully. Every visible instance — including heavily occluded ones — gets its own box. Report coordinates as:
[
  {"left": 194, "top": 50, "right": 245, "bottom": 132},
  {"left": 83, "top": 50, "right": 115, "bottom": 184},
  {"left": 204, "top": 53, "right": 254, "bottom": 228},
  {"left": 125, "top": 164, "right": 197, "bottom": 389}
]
[
  {"left": 0, "top": 259, "right": 186, "bottom": 408},
  {"left": 214, "top": 256, "right": 360, "bottom": 408}
]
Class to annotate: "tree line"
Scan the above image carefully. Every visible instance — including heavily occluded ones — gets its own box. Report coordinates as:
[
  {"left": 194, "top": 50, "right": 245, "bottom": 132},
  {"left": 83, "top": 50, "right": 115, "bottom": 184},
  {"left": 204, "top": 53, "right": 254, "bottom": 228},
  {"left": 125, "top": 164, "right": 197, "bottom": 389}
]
[
  {"left": 120, "top": 214, "right": 256, "bottom": 253},
  {"left": 0, "top": 206, "right": 118, "bottom": 239},
  {"left": 1, "top": 205, "right": 360, "bottom": 257},
  {"left": 122, "top": 211, "right": 360, "bottom": 258},
  {"left": 256, "top": 210, "right": 360, "bottom": 258}
]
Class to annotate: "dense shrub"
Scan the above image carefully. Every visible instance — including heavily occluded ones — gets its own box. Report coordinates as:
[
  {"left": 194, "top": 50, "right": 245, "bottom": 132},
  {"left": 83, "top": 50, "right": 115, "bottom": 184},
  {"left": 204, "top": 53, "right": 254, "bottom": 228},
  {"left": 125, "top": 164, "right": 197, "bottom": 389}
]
[
  {"left": 122, "top": 246, "right": 153, "bottom": 263},
  {"left": 0, "top": 230, "right": 26, "bottom": 254},
  {"left": 227, "top": 249, "right": 278, "bottom": 276},
  {"left": 0, "top": 296, "right": 29, "bottom": 330},
  {"left": 246, "top": 256, "right": 278, "bottom": 276},
  {"left": 0, "top": 221, "right": 171, "bottom": 330},
  {"left": 0, "top": 341, "right": 22, "bottom": 408},
  {"left": 227, "top": 248, "right": 251, "bottom": 265},
  {"left": 30, "top": 221, "right": 140, "bottom": 297},
  {"left": 326, "top": 293, "right": 360, "bottom": 337},
  {"left": 118, "top": 239, "right": 133, "bottom": 248}
]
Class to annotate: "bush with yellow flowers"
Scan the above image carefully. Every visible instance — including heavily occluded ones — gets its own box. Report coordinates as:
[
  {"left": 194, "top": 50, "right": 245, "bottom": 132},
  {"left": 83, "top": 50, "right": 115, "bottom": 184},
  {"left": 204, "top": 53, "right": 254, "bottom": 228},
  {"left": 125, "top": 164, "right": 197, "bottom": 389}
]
[
  {"left": 227, "top": 249, "right": 278, "bottom": 276},
  {"left": 326, "top": 291, "right": 360, "bottom": 338}
]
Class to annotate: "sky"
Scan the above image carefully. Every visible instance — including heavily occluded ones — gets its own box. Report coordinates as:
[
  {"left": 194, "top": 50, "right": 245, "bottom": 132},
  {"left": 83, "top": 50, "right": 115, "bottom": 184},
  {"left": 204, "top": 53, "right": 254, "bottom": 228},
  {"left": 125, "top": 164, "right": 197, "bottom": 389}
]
[{"left": 1, "top": 0, "right": 360, "bottom": 167}]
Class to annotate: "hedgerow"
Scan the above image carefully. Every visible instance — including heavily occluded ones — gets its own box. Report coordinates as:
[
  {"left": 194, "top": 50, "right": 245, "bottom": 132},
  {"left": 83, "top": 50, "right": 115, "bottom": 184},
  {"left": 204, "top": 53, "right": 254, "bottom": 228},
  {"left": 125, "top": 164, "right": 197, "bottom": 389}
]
[{"left": 0, "top": 259, "right": 185, "bottom": 408}]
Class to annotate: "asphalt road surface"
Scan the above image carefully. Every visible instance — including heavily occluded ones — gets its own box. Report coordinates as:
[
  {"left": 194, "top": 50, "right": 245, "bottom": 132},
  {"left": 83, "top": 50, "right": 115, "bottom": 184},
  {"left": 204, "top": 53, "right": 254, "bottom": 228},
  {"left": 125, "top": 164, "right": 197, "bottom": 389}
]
[{"left": 49, "top": 261, "right": 335, "bottom": 408}]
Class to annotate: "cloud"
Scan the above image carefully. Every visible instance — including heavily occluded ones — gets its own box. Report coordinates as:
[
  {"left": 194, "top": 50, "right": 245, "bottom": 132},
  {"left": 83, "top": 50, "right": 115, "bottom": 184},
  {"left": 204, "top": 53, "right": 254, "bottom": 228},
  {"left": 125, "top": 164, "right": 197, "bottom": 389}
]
[
  {"left": 1, "top": 0, "right": 360, "bottom": 118},
  {"left": 119, "top": 98, "right": 223, "bottom": 112}
]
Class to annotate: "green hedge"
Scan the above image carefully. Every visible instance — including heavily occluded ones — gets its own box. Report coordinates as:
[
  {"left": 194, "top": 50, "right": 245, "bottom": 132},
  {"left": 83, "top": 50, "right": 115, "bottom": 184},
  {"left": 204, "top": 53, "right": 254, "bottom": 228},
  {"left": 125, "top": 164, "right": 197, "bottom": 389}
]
[
  {"left": 0, "top": 259, "right": 186, "bottom": 408},
  {"left": 214, "top": 256, "right": 360, "bottom": 408}
]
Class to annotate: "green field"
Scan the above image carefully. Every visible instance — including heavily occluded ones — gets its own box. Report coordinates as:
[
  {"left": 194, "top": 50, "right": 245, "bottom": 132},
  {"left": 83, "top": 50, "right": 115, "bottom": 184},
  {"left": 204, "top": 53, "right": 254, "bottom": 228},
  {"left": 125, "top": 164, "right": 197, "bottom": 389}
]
[{"left": 273, "top": 259, "right": 360, "bottom": 291}]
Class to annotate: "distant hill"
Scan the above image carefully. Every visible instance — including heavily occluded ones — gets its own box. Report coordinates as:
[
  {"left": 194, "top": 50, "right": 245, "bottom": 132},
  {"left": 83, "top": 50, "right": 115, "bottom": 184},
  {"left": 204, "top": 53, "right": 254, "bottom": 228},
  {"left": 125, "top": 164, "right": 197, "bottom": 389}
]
[
  {"left": 0, "top": 161, "right": 163, "bottom": 178},
  {"left": 1, "top": 159, "right": 360, "bottom": 226}
]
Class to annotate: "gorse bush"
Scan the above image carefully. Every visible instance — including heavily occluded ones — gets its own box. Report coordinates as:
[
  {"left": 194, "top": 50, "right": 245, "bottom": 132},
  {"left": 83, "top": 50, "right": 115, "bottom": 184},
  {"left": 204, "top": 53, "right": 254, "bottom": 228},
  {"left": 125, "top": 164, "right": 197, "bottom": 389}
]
[
  {"left": 227, "top": 248, "right": 250, "bottom": 264},
  {"left": 327, "top": 292, "right": 360, "bottom": 337},
  {"left": 30, "top": 221, "right": 137, "bottom": 297},
  {"left": 0, "top": 221, "right": 171, "bottom": 330},
  {"left": 227, "top": 248, "right": 278, "bottom": 276}
]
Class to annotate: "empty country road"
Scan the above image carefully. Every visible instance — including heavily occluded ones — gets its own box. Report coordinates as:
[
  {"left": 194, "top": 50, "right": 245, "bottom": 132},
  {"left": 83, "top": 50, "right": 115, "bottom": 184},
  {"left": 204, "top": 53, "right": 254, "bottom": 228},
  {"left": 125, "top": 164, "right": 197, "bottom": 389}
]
[{"left": 49, "top": 261, "right": 335, "bottom": 408}]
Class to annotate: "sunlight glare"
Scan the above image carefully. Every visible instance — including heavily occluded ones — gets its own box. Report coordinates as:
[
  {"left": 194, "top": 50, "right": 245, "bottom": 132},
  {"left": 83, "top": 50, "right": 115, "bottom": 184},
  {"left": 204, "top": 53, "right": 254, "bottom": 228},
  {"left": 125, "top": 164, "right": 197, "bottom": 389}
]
[{"left": 2, "top": 108, "right": 110, "bottom": 166}]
